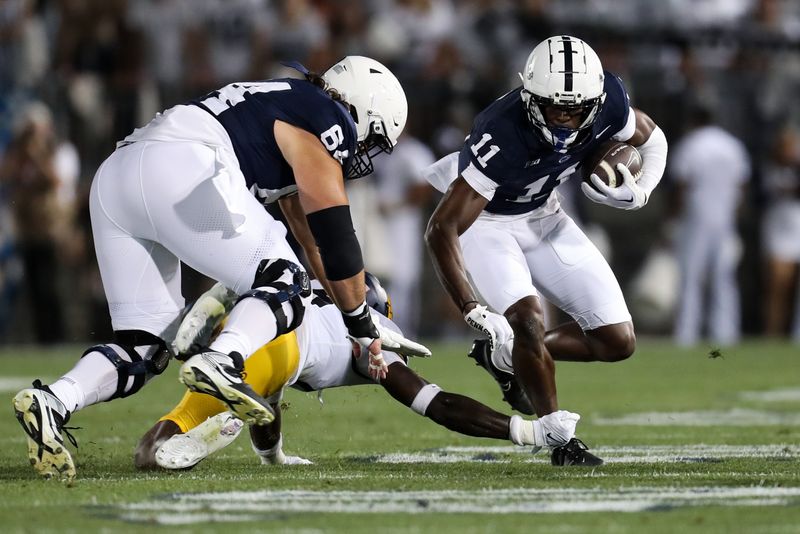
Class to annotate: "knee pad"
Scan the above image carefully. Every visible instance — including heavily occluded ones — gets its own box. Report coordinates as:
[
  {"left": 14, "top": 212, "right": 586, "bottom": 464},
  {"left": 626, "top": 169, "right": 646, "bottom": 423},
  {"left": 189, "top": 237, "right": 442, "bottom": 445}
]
[
  {"left": 410, "top": 383, "right": 442, "bottom": 416},
  {"left": 238, "top": 259, "right": 311, "bottom": 337},
  {"left": 82, "top": 330, "right": 171, "bottom": 401}
]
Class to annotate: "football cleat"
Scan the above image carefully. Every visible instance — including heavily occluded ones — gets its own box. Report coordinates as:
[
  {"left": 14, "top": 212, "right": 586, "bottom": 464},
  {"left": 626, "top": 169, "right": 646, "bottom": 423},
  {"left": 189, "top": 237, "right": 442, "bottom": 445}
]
[
  {"left": 155, "top": 412, "right": 244, "bottom": 470},
  {"left": 467, "top": 339, "right": 535, "bottom": 415},
  {"left": 179, "top": 350, "right": 276, "bottom": 425},
  {"left": 12, "top": 380, "right": 77, "bottom": 482},
  {"left": 551, "top": 438, "right": 604, "bottom": 467}
]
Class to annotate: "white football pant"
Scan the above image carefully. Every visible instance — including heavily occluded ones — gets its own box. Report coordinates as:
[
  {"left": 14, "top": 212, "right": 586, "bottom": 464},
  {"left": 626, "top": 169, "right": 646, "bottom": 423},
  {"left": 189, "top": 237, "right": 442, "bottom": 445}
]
[
  {"left": 460, "top": 208, "right": 631, "bottom": 330},
  {"left": 90, "top": 139, "right": 301, "bottom": 340}
]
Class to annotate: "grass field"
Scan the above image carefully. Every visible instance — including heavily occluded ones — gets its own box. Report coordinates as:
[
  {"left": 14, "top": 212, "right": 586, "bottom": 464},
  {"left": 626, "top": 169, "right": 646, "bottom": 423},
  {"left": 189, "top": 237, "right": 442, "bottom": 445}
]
[{"left": 1, "top": 339, "right": 799, "bottom": 533}]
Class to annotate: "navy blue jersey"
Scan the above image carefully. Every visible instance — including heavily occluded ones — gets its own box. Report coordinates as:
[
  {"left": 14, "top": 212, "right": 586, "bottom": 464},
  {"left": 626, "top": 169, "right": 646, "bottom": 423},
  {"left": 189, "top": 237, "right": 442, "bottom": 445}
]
[
  {"left": 191, "top": 78, "right": 358, "bottom": 204},
  {"left": 458, "top": 71, "right": 631, "bottom": 215}
]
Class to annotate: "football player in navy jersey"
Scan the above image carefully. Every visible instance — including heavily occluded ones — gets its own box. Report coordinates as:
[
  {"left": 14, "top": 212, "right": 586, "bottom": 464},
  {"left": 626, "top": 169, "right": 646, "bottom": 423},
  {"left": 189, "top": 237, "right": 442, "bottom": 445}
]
[
  {"left": 12, "top": 56, "right": 416, "bottom": 482},
  {"left": 425, "top": 36, "right": 668, "bottom": 465}
]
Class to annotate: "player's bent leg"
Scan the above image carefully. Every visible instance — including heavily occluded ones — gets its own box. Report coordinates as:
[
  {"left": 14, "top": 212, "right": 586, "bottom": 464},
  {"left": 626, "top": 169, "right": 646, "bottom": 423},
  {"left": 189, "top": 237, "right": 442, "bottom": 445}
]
[
  {"left": 466, "top": 339, "right": 535, "bottom": 415},
  {"left": 179, "top": 350, "right": 275, "bottom": 425},
  {"left": 181, "top": 259, "right": 310, "bottom": 425},
  {"left": 545, "top": 320, "right": 636, "bottom": 363},
  {"left": 12, "top": 381, "right": 76, "bottom": 482},
  {"left": 504, "top": 296, "right": 558, "bottom": 417}
]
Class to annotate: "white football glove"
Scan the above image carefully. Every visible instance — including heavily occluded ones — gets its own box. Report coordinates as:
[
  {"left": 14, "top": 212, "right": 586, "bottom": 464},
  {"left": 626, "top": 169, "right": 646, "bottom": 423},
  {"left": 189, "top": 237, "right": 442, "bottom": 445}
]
[
  {"left": 533, "top": 410, "right": 581, "bottom": 447},
  {"left": 464, "top": 304, "right": 513, "bottom": 352},
  {"left": 254, "top": 434, "right": 313, "bottom": 466},
  {"left": 377, "top": 322, "right": 432, "bottom": 357},
  {"left": 173, "top": 283, "right": 237, "bottom": 357},
  {"left": 581, "top": 163, "right": 647, "bottom": 210}
]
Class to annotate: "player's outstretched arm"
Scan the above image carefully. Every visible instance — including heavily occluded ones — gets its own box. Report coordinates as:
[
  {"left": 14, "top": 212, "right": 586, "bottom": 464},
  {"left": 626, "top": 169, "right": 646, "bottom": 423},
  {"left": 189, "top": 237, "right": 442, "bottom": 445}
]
[{"left": 380, "top": 362, "right": 578, "bottom": 449}]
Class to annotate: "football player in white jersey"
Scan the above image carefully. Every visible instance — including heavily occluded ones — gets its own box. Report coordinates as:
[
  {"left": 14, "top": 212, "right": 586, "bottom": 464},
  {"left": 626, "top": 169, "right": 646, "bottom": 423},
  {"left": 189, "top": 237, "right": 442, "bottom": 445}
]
[
  {"left": 135, "top": 274, "right": 583, "bottom": 469},
  {"left": 12, "top": 56, "right": 413, "bottom": 482},
  {"left": 424, "top": 36, "right": 668, "bottom": 463}
]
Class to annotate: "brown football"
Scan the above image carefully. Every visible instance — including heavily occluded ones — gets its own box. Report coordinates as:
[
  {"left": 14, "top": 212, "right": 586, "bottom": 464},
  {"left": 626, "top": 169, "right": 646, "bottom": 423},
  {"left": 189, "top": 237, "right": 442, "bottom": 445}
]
[{"left": 582, "top": 140, "right": 642, "bottom": 189}]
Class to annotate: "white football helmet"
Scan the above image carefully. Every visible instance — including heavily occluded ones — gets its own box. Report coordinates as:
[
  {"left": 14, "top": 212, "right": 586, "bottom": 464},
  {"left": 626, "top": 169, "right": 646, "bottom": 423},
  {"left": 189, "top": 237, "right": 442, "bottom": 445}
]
[
  {"left": 323, "top": 56, "right": 408, "bottom": 178},
  {"left": 520, "top": 36, "right": 606, "bottom": 152}
]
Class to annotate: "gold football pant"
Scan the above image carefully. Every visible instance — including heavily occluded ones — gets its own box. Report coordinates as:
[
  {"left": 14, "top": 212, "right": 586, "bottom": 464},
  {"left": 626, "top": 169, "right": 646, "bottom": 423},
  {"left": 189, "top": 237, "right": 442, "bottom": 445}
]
[{"left": 160, "top": 332, "right": 300, "bottom": 432}]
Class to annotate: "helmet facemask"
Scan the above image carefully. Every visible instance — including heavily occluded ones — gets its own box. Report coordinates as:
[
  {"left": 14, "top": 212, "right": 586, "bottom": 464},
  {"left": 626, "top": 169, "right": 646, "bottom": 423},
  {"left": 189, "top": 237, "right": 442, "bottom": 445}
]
[
  {"left": 522, "top": 89, "right": 605, "bottom": 153},
  {"left": 322, "top": 56, "right": 407, "bottom": 180},
  {"left": 520, "top": 36, "right": 607, "bottom": 153},
  {"left": 346, "top": 115, "right": 394, "bottom": 179}
]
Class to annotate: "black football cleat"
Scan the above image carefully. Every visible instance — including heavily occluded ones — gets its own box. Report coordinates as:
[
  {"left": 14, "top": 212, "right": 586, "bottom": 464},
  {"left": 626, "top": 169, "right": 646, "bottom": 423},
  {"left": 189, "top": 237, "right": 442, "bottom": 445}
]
[
  {"left": 551, "top": 438, "right": 604, "bottom": 466},
  {"left": 467, "top": 339, "right": 535, "bottom": 415}
]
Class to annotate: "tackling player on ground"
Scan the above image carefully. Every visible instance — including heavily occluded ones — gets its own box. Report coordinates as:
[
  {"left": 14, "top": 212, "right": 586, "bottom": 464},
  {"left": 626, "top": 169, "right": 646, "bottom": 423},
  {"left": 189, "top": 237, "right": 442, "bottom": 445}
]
[
  {"left": 12, "top": 56, "right": 411, "bottom": 482},
  {"left": 135, "top": 274, "right": 582, "bottom": 469},
  {"left": 424, "top": 36, "right": 668, "bottom": 464}
]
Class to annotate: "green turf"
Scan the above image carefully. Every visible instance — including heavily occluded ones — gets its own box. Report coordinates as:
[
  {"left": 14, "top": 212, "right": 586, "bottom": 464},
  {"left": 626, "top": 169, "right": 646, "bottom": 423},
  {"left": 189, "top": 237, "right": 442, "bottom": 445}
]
[{"left": 0, "top": 340, "right": 798, "bottom": 533}]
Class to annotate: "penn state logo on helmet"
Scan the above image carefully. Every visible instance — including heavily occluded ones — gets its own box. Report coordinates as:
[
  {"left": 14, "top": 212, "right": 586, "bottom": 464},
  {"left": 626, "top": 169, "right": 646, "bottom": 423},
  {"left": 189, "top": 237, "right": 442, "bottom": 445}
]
[
  {"left": 520, "top": 36, "right": 606, "bottom": 153},
  {"left": 323, "top": 56, "right": 408, "bottom": 179}
]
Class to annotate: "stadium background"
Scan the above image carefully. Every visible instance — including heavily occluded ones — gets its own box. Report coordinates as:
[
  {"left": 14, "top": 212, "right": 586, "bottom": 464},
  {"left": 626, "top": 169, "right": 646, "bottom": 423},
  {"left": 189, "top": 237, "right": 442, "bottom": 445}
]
[{"left": 2, "top": 0, "right": 800, "bottom": 345}]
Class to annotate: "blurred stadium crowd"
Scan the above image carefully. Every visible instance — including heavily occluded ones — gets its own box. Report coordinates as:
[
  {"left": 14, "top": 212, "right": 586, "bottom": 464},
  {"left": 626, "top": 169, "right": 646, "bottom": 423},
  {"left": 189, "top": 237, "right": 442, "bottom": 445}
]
[{"left": 1, "top": 0, "right": 800, "bottom": 345}]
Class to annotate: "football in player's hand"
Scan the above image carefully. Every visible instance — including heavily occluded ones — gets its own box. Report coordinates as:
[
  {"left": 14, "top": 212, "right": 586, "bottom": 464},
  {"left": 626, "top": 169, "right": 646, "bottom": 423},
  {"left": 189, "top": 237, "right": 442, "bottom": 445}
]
[{"left": 581, "top": 141, "right": 642, "bottom": 190}]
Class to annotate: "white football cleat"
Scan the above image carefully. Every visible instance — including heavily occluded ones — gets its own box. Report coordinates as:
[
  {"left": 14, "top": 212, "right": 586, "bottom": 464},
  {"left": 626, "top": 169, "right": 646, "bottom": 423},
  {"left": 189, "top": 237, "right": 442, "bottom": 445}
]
[
  {"left": 155, "top": 412, "right": 244, "bottom": 469},
  {"left": 179, "top": 350, "right": 275, "bottom": 425},
  {"left": 12, "top": 381, "right": 76, "bottom": 482}
]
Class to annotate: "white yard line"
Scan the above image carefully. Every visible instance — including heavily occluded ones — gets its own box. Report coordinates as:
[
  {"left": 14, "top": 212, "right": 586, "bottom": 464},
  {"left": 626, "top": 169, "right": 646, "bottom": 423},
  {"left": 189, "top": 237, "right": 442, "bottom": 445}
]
[
  {"left": 115, "top": 486, "right": 800, "bottom": 522},
  {"left": 592, "top": 408, "right": 800, "bottom": 426},
  {"left": 739, "top": 387, "right": 800, "bottom": 403},
  {"left": 361, "top": 444, "right": 798, "bottom": 464}
]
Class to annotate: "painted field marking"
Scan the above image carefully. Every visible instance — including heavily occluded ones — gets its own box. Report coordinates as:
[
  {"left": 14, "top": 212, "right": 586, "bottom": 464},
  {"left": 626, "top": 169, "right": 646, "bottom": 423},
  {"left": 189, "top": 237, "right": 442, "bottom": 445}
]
[
  {"left": 354, "top": 444, "right": 798, "bottom": 465},
  {"left": 112, "top": 485, "right": 800, "bottom": 523},
  {"left": 0, "top": 377, "right": 37, "bottom": 393},
  {"left": 592, "top": 409, "right": 800, "bottom": 426},
  {"left": 739, "top": 387, "right": 800, "bottom": 403}
]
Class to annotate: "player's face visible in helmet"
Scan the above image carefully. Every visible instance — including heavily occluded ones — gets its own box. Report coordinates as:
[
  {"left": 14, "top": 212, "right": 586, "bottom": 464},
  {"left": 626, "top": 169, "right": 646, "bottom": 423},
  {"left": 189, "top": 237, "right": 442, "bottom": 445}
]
[
  {"left": 520, "top": 36, "right": 606, "bottom": 152},
  {"left": 543, "top": 105, "right": 587, "bottom": 129}
]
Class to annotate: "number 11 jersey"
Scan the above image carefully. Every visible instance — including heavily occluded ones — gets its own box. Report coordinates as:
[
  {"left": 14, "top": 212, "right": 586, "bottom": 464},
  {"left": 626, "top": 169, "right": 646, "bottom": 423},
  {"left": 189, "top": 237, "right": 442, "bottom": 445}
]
[{"left": 458, "top": 71, "right": 632, "bottom": 216}]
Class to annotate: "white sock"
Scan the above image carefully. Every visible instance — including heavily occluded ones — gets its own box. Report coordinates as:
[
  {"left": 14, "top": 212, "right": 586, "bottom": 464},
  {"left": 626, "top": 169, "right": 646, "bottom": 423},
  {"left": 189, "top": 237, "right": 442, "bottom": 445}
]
[
  {"left": 48, "top": 352, "right": 118, "bottom": 412},
  {"left": 210, "top": 295, "right": 292, "bottom": 358}
]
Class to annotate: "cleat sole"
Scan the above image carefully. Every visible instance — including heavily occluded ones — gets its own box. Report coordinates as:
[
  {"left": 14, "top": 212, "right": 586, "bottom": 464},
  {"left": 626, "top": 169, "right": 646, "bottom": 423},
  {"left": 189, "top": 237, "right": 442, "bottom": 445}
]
[
  {"left": 13, "top": 390, "right": 76, "bottom": 482},
  {"left": 179, "top": 365, "right": 275, "bottom": 426}
]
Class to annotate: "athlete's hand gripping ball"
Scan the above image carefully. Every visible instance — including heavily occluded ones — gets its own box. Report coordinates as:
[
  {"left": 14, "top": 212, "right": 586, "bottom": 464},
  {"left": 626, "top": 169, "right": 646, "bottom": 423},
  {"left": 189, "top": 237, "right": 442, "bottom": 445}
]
[{"left": 581, "top": 163, "right": 647, "bottom": 210}]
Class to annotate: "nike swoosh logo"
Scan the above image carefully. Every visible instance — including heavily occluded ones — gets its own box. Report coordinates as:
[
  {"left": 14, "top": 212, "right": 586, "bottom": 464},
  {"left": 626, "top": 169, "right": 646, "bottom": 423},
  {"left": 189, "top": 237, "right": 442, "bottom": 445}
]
[{"left": 595, "top": 125, "right": 611, "bottom": 138}]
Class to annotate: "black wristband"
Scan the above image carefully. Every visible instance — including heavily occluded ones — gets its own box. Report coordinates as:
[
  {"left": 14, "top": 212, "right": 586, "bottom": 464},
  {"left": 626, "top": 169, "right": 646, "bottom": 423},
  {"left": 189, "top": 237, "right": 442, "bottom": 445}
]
[
  {"left": 342, "top": 301, "right": 379, "bottom": 339},
  {"left": 461, "top": 300, "right": 479, "bottom": 314},
  {"left": 306, "top": 205, "right": 364, "bottom": 281}
]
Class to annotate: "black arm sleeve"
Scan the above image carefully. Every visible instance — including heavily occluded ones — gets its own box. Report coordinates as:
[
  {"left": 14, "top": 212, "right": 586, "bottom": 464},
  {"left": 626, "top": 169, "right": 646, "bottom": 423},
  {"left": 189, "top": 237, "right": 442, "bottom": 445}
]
[{"left": 306, "top": 205, "right": 364, "bottom": 281}]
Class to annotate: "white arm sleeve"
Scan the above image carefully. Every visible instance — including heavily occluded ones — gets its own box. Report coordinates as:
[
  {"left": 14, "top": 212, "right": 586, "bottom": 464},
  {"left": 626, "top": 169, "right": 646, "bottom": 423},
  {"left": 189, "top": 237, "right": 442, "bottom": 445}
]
[{"left": 636, "top": 126, "right": 668, "bottom": 196}]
